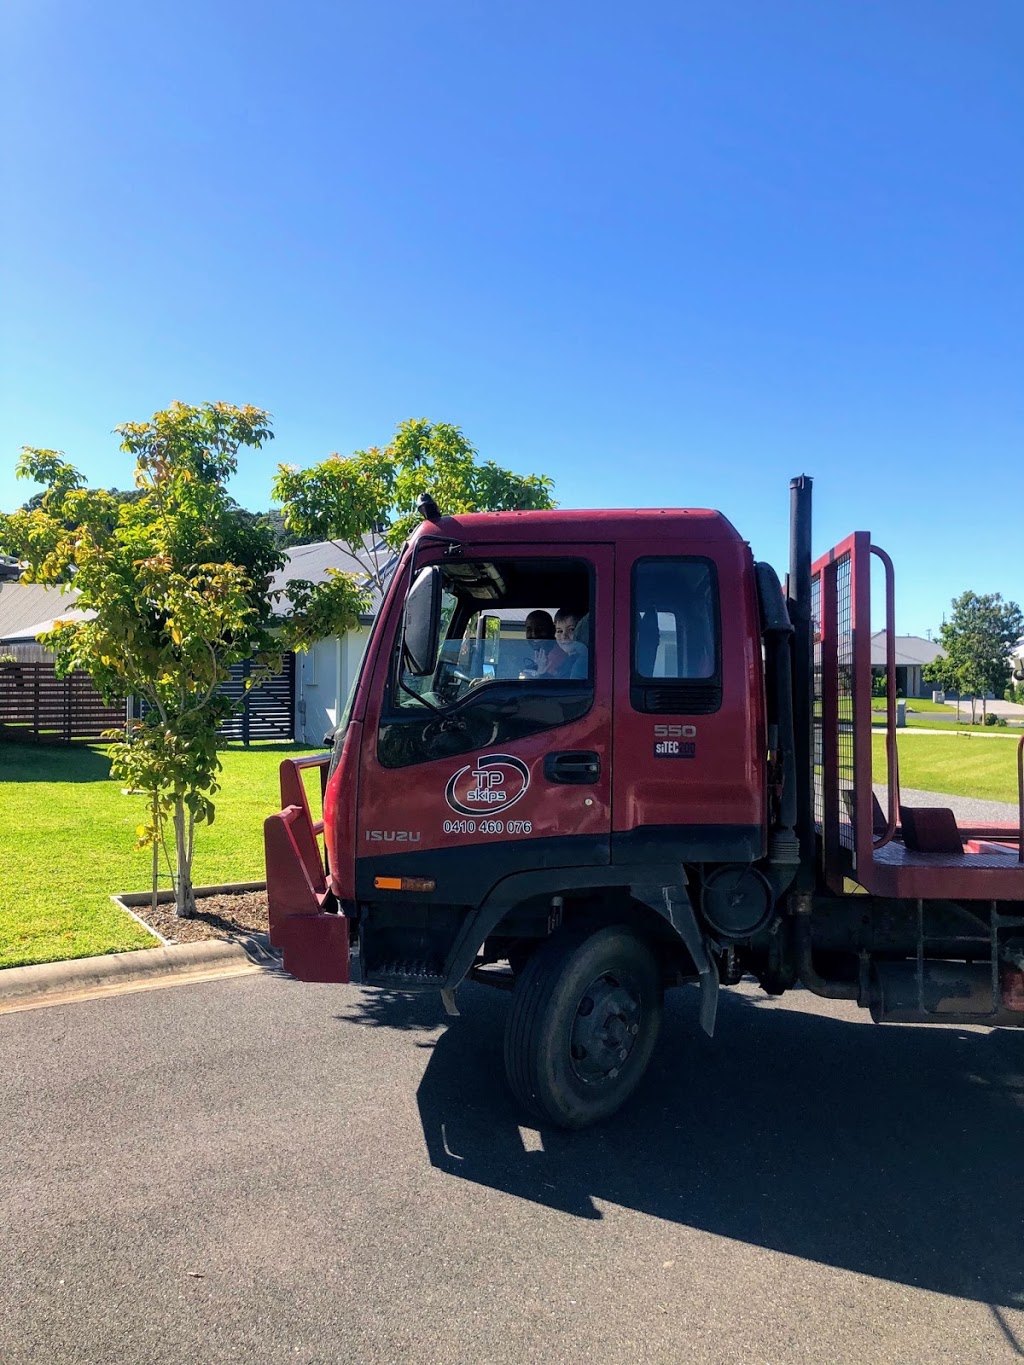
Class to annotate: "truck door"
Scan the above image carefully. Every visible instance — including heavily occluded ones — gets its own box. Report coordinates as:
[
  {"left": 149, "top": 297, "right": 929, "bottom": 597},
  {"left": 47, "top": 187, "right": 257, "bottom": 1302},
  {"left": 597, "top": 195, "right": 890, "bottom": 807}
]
[
  {"left": 354, "top": 543, "right": 616, "bottom": 908},
  {"left": 611, "top": 540, "right": 766, "bottom": 866}
]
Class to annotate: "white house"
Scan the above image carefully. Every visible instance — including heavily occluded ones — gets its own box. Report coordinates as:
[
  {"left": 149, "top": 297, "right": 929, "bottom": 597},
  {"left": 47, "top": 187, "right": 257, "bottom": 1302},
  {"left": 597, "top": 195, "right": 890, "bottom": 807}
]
[
  {"left": 270, "top": 538, "right": 394, "bottom": 745},
  {"left": 869, "top": 633, "right": 945, "bottom": 699}
]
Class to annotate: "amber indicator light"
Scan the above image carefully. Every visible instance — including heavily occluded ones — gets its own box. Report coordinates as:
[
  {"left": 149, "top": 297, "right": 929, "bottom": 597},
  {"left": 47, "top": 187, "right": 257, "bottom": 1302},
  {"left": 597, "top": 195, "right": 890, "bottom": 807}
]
[{"left": 373, "top": 875, "right": 436, "bottom": 892}]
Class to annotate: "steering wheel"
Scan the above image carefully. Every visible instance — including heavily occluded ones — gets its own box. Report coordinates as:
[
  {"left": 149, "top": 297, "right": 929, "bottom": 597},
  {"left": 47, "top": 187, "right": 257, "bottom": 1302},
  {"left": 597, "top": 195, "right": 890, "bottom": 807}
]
[
  {"left": 437, "top": 659, "right": 475, "bottom": 687},
  {"left": 422, "top": 710, "right": 497, "bottom": 755}
]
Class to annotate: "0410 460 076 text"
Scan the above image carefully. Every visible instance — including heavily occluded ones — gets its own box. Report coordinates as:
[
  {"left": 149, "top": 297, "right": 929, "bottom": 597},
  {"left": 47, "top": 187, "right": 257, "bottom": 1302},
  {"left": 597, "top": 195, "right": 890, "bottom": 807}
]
[{"left": 442, "top": 819, "right": 533, "bottom": 836}]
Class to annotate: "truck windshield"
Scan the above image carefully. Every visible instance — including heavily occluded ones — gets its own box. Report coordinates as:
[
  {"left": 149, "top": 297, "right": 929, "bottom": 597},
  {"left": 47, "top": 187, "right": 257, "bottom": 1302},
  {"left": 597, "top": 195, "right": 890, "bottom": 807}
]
[{"left": 379, "top": 555, "right": 593, "bottom": 768}]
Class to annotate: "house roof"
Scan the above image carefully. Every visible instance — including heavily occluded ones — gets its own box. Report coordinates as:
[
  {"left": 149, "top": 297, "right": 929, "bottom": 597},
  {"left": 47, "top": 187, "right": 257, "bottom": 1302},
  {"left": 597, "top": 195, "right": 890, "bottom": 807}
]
[
  {"left": 0, "top": 538, "right": 393, "bottom": 645},
  {"left": 269, "top": 537, "right": 396, "bottom": 617},
  {"left": 0, "top": 583, "right": 89, "bottom": 643},
  {"left": 870, "top": 632, "right": 945, "bottom": 668}
]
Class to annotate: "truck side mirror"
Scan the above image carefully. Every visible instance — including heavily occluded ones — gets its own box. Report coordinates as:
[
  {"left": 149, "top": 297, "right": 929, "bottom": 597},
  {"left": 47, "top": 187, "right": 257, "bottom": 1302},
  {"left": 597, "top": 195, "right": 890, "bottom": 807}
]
[{"left": 402, "top": 565, "right": 443, "bottom": 676}]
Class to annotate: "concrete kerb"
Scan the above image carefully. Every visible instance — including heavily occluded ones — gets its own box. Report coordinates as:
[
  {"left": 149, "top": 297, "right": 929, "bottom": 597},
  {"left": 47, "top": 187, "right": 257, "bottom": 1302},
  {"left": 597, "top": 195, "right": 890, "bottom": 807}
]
[{"left": 0, "top": 881, "right": 280, "bottom": 1016}]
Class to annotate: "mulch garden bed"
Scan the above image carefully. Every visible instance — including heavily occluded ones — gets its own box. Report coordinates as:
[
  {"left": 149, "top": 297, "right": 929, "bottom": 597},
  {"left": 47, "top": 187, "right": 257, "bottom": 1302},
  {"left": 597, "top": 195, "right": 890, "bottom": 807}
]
[{"left": 131, "top": 890, "right": 271, "bottom": 946}]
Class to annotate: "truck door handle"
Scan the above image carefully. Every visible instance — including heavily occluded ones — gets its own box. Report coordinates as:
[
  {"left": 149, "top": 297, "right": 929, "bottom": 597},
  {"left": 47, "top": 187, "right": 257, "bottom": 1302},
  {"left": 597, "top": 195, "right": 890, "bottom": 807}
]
[{"left": 544, "top": 751, "right": 601, "bottom": 784}]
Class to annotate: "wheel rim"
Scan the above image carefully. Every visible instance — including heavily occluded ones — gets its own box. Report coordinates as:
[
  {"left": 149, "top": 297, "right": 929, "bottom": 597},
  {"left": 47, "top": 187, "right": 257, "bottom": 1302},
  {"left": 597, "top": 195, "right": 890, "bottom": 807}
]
[{"left": 568, "top": 972, "right": 643, "bottom": 1086}]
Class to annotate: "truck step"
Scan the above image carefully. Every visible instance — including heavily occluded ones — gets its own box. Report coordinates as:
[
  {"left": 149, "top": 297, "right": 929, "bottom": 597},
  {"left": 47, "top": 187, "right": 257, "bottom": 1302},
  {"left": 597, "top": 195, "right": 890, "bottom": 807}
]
[{"left": 367, "top": 960, "right": 446, "bottom": 986}]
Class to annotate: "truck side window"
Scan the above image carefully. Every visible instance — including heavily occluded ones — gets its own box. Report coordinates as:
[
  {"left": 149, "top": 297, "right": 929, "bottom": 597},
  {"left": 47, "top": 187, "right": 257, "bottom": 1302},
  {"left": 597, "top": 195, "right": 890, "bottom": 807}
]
[
  {"left": 378, "top": 557, "right": 594, "bottom": 768},
  {"left": 631, "top": 558, "right": 721, "bottom": 714}
]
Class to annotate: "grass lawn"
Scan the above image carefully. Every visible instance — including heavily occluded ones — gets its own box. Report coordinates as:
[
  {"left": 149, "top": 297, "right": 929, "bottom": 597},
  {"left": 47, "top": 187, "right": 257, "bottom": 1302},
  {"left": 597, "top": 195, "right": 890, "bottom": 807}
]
[
  {"left": 872, "top": 717, "right": 1022, "bottom": 734},
  {"left": 1, "top": 739, "right": 323, "bottom": 969},
  {"left": 870, "top": 698, "right": 1023, "bottom": 732},
  {"left": 872, "top": 731, "right": 1023, "bottom": 805},
  {"left": 870, "top": 698, "right": 951, "bottom": 714}
]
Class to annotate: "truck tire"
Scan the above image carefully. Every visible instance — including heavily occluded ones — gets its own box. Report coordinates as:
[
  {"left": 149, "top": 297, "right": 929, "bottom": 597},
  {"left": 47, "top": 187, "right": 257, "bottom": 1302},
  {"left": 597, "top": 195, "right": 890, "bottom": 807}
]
[{"left": 504, "top": 924, "right": 662, "bottom": 1129}]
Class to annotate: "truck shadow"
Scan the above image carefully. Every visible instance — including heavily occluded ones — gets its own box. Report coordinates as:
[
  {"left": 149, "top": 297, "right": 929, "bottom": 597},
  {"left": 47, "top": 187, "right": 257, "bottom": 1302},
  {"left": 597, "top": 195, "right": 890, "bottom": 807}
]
[{"left": 405, "top": 985, "right": 1024, "bottom": 1310}]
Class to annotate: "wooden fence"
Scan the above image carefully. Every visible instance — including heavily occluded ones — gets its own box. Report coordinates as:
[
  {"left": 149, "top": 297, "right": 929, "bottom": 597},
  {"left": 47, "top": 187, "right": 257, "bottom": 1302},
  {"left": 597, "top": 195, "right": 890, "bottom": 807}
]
[
  {"left": 0, "top": 654, "right": 295, "bottom": 745},
  {"left": 0, "top": 663, "right": 126, "bottom": 742}
]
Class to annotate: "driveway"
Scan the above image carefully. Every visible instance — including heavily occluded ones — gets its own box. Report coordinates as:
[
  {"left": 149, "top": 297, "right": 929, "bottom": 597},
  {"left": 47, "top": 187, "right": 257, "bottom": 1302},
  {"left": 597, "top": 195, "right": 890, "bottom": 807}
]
[{"left": 2, "top": 975, "right": 1023, "bottom": 1363}]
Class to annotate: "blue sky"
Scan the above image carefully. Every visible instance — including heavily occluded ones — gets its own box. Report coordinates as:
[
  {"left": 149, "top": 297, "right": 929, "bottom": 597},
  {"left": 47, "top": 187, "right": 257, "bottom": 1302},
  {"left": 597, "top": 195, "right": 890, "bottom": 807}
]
[{"left": 2, "top": 0, "right": 1021, "bottom": 634}]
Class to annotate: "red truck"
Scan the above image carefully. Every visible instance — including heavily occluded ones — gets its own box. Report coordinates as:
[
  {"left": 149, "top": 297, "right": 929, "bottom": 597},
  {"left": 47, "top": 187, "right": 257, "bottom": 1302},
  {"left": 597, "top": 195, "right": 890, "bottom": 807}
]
[{"left": 265, "top": 478, "right": 1024, "bottom": 1128}]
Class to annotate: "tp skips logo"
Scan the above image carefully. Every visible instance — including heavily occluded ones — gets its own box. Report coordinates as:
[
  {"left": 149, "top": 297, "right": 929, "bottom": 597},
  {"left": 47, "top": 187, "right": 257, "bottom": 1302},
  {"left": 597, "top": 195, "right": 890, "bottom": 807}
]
[{"left": 445, "top": 753, "right": 530, "bottom": 817}]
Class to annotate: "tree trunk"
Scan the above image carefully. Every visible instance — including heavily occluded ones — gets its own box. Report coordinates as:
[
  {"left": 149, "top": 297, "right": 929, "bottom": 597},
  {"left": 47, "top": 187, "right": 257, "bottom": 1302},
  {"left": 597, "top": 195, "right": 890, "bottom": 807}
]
[
  {"left": 151, "top": 793, "right": 160, "bottom": 916},
  {"left": 173, "top": 797, "right": 197, "bottom": 918}
]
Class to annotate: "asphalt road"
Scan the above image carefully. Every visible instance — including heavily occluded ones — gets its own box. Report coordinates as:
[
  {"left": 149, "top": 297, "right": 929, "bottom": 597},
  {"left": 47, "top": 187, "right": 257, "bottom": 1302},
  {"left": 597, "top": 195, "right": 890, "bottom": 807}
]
[{"left": 2, "top": 973, "right": 1024, "bottom": 1364}]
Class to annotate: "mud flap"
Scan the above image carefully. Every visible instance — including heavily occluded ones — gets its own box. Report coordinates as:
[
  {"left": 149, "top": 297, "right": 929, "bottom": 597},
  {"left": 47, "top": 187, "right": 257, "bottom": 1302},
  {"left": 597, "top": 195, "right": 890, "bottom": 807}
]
[
  {"left": 277, "top": 912, "right": 351, "bottom": 985},
  {"left": 660, "top": 884, "right": 721, "bottom": 1036}
]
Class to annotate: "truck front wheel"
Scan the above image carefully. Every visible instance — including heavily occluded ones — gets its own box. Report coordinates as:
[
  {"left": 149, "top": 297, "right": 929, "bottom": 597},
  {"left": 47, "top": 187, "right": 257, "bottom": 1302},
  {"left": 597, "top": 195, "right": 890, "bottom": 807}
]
[{"left": 504, "top": 924, "right": 662, "bottom": 1129}]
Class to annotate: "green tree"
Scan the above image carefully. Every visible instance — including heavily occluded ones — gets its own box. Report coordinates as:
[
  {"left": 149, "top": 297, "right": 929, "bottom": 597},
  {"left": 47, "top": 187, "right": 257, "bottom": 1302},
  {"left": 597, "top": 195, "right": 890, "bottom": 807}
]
[
  {"left": 272, "top": 418, "right": 556, "bottom": 591},
  {"left": 252, "top": 506, "right": 314, "bottom": 550},
  {"left": 925, "top": 591, "right": 1024, "bottom": 723},
  {"left": 20, "top": 487, "right": 311, "bottom": 552},
  {"left": 920, "top": 650, "right": 962, "bottom": 719},
  {"left": 20, "top": 484, "right": 145, "bottom": 514},
  {"left": 225, "top": 504, "right": 315, "bottom": 551},
  {"left": 0, "top": 402, "right": 366, "bottom": 916}
]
